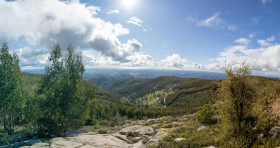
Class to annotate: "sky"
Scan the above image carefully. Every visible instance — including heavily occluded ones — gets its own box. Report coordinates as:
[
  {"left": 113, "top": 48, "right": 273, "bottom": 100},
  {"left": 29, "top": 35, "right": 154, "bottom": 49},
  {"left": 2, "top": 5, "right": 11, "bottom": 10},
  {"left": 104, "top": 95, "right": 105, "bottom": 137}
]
[{"left": 1, "top": 0, "right": 280, "bottom": 75}]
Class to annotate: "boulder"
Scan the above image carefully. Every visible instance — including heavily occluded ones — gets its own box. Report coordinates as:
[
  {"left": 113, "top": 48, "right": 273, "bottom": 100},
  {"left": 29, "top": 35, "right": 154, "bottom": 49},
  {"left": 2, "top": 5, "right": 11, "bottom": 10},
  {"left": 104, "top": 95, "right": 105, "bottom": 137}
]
[
  {"left": 119, "top": 125, "right": 154, "bottom": 136},
  {"left": 145, "top": 128, "right": 168, "bottom": 147},
  {"left": 197, "top": 125, "right": 206, "bottom": 131},
  {"left": 269, "top": 126, "right": 280, "bottom": 138},
  {"left": 146, "top": 119, "right": 156, "bottom": 124},
  {"left": 119, "top": 125, "right": 142, "bottom": 135},
  {"left": 135, "top": 126, "right": 154, "bottom": 135},
  {"left": 175, "top": 138, "right": 185, "bottom": 142}
]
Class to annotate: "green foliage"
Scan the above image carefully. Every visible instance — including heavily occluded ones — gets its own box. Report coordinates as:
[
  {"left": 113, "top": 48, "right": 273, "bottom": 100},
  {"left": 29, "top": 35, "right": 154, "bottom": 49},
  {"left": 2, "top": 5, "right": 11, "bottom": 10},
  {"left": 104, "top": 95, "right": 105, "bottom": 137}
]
[
  {"left": 0, "top": 43, "right": 26, "bottom": 133},
  {"left": 216, "top": 64, "right": 255, "bottom": 138},
  {"left": 0, "top": 132, "right": 9, "bottom": 145},
  {"left": 126, "top": 131, "right": 138, "bottom": 137},
  {"left": 156, "top": 119, "right": 216, "bottom": 148},
  {"left": 98, "top": 128, "right": 108, "bottom": 134},
  {"left": 37, "top": 43, "right": 95, "bottom": 136},
  {"left": 253, "top": 97, "right": 275, "bottom": 134},
  {"left": 197, "top": 104, "right": 216, "bottom": 125}
]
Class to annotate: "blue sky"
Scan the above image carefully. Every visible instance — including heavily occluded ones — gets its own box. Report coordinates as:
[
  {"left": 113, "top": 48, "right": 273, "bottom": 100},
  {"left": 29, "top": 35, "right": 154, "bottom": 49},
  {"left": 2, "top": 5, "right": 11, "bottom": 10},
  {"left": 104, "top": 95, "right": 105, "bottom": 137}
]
[{"left": 1, "top": 0, "right": 280, "bottom": 75}]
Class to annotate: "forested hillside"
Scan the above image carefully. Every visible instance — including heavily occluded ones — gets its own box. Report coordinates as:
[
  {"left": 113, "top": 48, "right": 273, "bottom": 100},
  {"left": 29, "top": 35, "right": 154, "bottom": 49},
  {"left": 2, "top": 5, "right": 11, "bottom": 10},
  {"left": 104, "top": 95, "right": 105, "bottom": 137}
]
[{"left": 91, "top": 76, "right": 218, "bottom": 112}]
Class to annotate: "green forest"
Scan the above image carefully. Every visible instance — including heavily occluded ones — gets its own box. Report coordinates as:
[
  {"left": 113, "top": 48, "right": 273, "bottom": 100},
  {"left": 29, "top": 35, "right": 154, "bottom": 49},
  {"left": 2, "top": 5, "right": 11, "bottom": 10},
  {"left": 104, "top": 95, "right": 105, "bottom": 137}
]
[{"left": 1, "top": 42, "right": 280, "bottom": 147}]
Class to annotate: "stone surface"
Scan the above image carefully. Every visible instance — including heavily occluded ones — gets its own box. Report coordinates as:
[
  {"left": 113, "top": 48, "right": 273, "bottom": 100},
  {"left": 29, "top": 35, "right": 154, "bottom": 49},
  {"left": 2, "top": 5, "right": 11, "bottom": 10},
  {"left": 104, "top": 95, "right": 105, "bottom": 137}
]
[
  {"left": 269, "top": 126, "right": 280, "bottom": 138},
  {"left": 119, "top": 125, "right": 154, "bottom": 136},
  {"left": 145, "top": 128, "right": 168, "bottom": 147},
  {"left": 257, "top": 133, "right": 264, "bottom": 139},
  {"left": 28, "top": 142, "right": 50, "bottom": 148},
  {"left": 23, "top": 133, "right": 145, "bottom": 148},
  {"left": 135, "top": 126, "right": 154, "bottom": 135},
  {"left": 119, "top": 125, "right": 142, "bottom": 135},
  {"left": 197, "top": 125, "right": 206, "bottom": 131},
  {"left": 61, "top": 130, "right": 84, "bottom": 137},
  {"left": 175, "top": 138, "right": 185, "bottom": 142}
]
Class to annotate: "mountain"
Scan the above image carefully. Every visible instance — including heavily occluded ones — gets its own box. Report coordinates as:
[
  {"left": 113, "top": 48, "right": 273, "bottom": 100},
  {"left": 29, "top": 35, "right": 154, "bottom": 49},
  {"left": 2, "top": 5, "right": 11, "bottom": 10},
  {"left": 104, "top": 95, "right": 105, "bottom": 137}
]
[
  {"left": 84, "top": 68, "right": 225, "bottom": 85},
  {"left": 91, "top": 76, "right": 218, "bottom": 112}
]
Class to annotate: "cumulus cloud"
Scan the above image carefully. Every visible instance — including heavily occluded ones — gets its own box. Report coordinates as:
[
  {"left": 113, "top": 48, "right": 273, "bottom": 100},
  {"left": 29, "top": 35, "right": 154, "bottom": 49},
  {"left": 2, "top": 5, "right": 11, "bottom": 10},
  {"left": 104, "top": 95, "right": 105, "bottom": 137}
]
[
  {"left": 15, "top": 47, "right": 49, "bottom": 66},
  {"left": 83, "top": 50, "right": 154, "bottom": 68},
  {"left": 0, "top": 0, "right": 147, "bottom": 63},
  {"left": 159, "top": 54, "right": 188, "bottom": 68},
  {"left": 215, "top": 36, "right": 280, "bottom": 72},
  {"left": 127, "top": 17, "right": 143, "bottom": 27},
  {"left": 257, "top": 36, "right": 275, "bottom": 46},
  {"left": 235, "top": 38, "right": 251, "bottom": 45},
  {"left": 107, "top": 9, "right": 119, "bottom": 14}
]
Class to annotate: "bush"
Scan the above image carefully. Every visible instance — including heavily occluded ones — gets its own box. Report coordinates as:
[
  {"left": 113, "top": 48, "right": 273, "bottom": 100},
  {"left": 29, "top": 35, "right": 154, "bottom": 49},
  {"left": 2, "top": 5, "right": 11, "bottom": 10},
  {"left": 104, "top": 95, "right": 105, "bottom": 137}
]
[
  {"left": 126, "top": 131, "right": 138, "bottom": 137},
  {"left": 98, "top": 129, "right": 108, "bottom": 134},
  {"left": 196, "top": 104, "right": 216, "bottom": 125},
  {"left": 0, "top": 132, "right": 10, "bottom": 145}
]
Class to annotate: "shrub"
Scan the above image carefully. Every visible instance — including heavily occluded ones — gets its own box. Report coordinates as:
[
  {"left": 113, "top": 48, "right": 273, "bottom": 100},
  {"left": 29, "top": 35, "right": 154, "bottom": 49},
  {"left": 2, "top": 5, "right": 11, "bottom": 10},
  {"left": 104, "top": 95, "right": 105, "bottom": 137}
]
[
  {"left": 126, "top": 131, "right": 138, "bottom": 137},
  {"left": 98, "top": 128, "right": 108, "bottom": 134},
  {"left": 0, "top": 132, "right": 10, "bottom": 145},
  {"left": 196, "top": 104, "right": 216, "bottom": 125}
]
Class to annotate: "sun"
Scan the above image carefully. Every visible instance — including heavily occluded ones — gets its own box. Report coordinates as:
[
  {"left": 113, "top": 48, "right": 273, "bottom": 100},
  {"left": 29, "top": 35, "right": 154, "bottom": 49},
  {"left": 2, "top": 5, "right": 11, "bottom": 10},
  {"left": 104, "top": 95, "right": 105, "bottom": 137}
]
[{"left": 121, "top": 0, "right": 138, "bottom": 10}]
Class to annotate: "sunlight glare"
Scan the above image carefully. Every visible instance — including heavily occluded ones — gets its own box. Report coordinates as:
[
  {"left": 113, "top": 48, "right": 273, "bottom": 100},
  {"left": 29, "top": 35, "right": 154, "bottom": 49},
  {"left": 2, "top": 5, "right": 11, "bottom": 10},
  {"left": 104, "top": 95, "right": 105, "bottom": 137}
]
[{"left": 121, "top": 0, "right": 138, "bottom": 10}]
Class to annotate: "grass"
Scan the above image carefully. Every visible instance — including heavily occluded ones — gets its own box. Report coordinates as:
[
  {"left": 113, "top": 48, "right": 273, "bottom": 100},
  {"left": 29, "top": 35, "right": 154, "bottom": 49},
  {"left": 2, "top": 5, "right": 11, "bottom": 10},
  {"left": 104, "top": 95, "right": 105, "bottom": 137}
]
[{"left": 155, "top": 119, "right": 217, "bottom": 148}]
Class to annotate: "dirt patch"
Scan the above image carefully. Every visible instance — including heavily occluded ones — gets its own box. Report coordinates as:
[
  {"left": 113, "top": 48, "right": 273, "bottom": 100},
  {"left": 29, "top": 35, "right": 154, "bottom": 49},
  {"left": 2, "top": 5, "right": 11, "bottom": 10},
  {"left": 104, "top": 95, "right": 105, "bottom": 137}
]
[{"left": 268, "top": 98, "right": 280, "bottom": 125}]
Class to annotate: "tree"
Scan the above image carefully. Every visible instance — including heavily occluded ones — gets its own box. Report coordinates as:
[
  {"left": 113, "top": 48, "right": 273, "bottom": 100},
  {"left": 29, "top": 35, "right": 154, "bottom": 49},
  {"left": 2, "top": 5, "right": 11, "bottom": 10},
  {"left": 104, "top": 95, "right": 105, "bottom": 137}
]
[
  {"left": 38, "top": 43, "right": 95, "bottom": 136},
  {"left": 216, "top": 63, "right": 255, "bottom": 138},
  {"left": 0, "top": 43, "right": 25, "bottom": 133}
]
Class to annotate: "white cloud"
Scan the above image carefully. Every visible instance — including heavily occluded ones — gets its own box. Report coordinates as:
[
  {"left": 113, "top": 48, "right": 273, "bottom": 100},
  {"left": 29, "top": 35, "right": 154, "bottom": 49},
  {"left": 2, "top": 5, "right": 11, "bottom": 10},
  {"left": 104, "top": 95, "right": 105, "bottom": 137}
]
[
  {"left": 0, "top": 0, "right": 147, "bottom": 63},
  {"left": 83, "top": 50, "right": 154, "bottom": 69},
  {"left": 188, "top": 13, "right": 222, "bottom": 28},
  {"left": 257, "top": 36, "right": 275, "bottom": 46},
  {"left": 235, "top": 38, "right": 251, "bottom": 45},
  {"left": 107, "top": 9, "right": 119, "bottom": 14},
  {"left": 249, "top": 34, "right": 254, "bottom": 39},
  {"left": 15, "top": 47, "right": 49, "bottom": 66},
  {"left": 188, "top": 12, "right": 236, "bottom": 31},
  {"left": 159, "top": 54, "right": 188, "bottom": 68},
  {"left": 127, "top": 17, "right": 143, "bottom": 27},
  {"left": 261, "top": 0, "right": 273, "bottom": 4},
  {"left": 228, "top": 25, "right": 237, "bottom": 31},
  {"left": 251, "top": 17, "right": 260, "bottom": 24},
  {"left": 216, "top": 44, "right": 280, "bottom": 72}
]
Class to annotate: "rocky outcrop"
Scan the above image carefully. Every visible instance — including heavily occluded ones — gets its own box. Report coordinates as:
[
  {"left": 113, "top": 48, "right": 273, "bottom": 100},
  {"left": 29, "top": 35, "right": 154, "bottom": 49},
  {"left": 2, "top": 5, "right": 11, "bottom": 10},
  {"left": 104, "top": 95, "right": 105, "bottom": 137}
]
[
  {"left": 145, "top": 128, "right": 168, "bottom": 147},
  {"left": 15, "top": 115, "right": 190, "bottom": 148},
  {"left": 119, "top": 125, "right": 154, "bottom": 136},
  {"left": 22, "top": 133, "right": 145, "bottom": 148}
]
